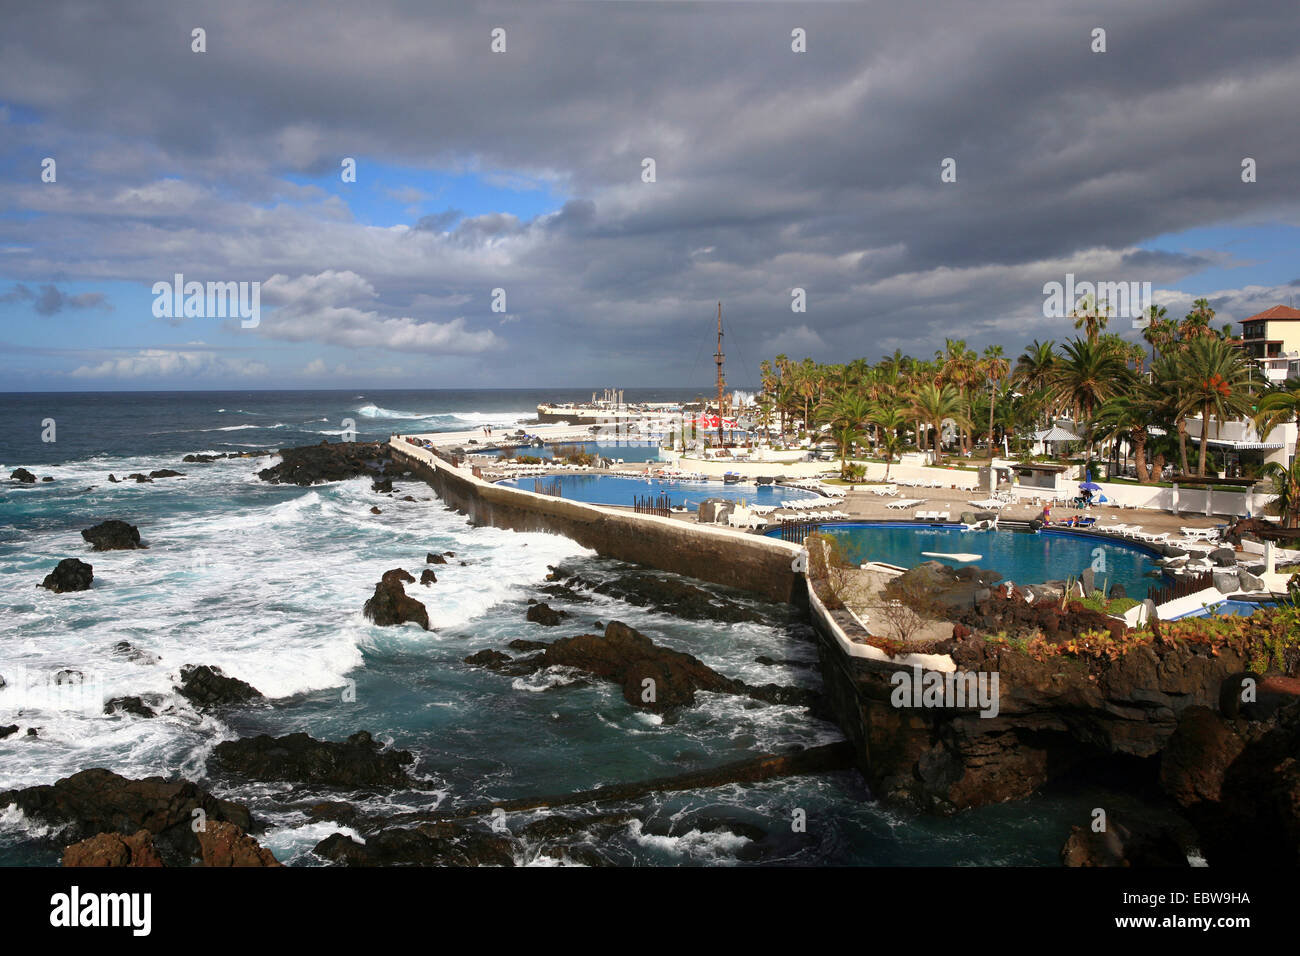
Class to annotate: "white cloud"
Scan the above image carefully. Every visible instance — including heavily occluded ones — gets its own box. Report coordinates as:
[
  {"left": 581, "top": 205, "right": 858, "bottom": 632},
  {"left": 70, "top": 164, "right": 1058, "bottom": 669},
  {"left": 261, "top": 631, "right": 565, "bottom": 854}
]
[
  {"left": 69, "top": 349, "right": 269, "bottom": 380},
  {"left": 260, "top": 271, "right": 500, "bottom": 354}
]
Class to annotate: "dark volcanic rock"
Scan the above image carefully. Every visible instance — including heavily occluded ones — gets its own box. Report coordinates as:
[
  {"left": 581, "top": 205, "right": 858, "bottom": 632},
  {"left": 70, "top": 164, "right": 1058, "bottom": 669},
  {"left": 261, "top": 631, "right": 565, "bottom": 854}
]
[
  {"left": 0, "top": 768, "right": 251, "bottom": 866},
  {"left": 464, "top": 649, "right": 514, "bottom": 671},
  {"left": 1209, "top": 547, "right": 1237, "bottom": 567},
  {"left": 39, "top": 558, "right": 93, "bottom": 593},
  {"left": 507, "top": 639, "right": 549, "bottom": 652},
  {"left": 1160, "top": 700, "right": 1300, "bottom": 865},
  {"left": 1060, "top": 818, "right": 1190, "bottom": 867},
  {"left": 302, "top": 801, "right": 359, "bottom": 825},
  {"left": 426, "top": 552, "right": 447, "bottom": 564},
  {"left": 10, "top": 468, "right": 36, "bottom": 483},
  {"left": 148, "top": 469, "right": 184, "bottom": 479},
  {"left": 314, "top": 822, "right": 515, "bottom": 867},
  {"left": 890, "top": 561, "right": 1001, "bottom": 609},
  {"left": 176, "top": 664, "right": 263, "bottom": 709},
  {"left": 556, "top": 568, "right": 771, "bottom": 624},
  {"left": 126, "top": 473, "right": 153, "bottom": 483},
  {"left": 419, "top": 568, "right": 437, "bottom": 586},
  {"left": 64, "top": 822, "right": 280, "bottom": 867},
  {"left": 257, "top": 441, "right": 387, "bottom": 486},
  {"left": 104, "top": 696, "right": 156, "bottom": 719},
  {"left": 0, "top": 725, "right": 18, "bottom": 739},
  {"left": 363, "top": 569, "right": 429, "bottom": 629},
  {"left": 955, "top": 588, "right": 1124, "bottom": 644},
  {"left": 370, "top": 506, "right": 382, "bottom": 514},
  {"left": 195, "top": 820, "right": 282, "bottom": 867},
  {"left": 62, "top": 830, "right": 165, "bottom": 868},
  {"left": 372, "top": 476, "right": 393, "bottom": 493},
  {"left": 537, "top": 620, "right": 812, "bottom": 713},
  {"left": 183, "top": 453, "right": 223, "bottom": 463},
  {"left": 525, "top": 602, "right": 567, "bottom": 626},
  {"left": 210, "top": 731, "right": 417, "bottom": 789},
  {"left": 81, "top": 519, "right": 143, "bottom": 551},
  {"left": 834, "top": 614, "right": 1260, "bottom": 814},
  {"left": 113, "top": 641, "right": 159, "bottom": 664}
]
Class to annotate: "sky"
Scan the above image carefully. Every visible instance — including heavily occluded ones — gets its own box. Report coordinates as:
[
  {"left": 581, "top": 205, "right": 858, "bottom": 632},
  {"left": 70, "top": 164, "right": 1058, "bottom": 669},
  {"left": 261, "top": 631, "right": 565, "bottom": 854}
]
[{"left": 1, "top": 0, "right": 1299, "bottom": 391}]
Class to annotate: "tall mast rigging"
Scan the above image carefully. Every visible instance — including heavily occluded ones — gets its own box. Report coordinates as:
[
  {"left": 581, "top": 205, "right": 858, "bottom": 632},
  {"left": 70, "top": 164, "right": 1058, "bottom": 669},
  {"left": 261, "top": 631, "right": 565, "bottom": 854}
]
[{"left": 714, "top": 302, "right": 726, "bottom": 446}]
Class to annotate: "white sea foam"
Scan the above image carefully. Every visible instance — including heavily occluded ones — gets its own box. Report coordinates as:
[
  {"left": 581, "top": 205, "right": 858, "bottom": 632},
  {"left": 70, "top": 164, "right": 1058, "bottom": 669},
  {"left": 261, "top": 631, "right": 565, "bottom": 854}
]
[
  {"left": 356, "top": 403, "right": 531, "bottom": 427},
  {"left": 0, "top": 465, "right": 590, "bottom": 794},
  {"left": 510, "top": 666, "right": 584, "bottom": 694},
  {"left": 625, "top": 819, "right": 751, "bottom": 858}
]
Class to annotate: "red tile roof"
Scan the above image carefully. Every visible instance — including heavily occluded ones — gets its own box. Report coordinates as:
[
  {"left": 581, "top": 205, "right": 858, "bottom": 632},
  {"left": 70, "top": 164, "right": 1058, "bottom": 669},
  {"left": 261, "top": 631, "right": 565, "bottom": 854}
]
[{"left": 1239, "top": 304, "right": 1300, "bottom": 323}]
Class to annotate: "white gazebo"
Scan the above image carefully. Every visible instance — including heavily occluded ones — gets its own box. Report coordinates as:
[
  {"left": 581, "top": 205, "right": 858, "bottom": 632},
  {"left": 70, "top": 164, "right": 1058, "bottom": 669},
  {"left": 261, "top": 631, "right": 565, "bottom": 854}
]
[{"left": 1030, "top": 425, "right": 1081, "bottom": 456}]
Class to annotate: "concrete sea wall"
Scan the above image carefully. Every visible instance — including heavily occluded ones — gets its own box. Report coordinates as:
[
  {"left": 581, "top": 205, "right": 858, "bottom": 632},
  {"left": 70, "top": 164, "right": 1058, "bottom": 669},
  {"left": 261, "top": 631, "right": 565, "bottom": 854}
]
[{"left": 388, "top": 436, "right": 807, "bottom": 605}]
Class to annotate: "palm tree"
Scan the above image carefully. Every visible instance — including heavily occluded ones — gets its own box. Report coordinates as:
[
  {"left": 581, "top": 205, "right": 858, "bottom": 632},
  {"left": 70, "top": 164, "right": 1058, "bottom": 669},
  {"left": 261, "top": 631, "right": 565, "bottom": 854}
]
[
  {"left": 868, "top": 403, "right": 907, "bottom": 479},
  {"left": 910, "top": 383, "right": 969, "bottom": 465},
  {"left": 1071, "top": 293, "right": 1112, "bottom": 344},
  {"left": 1261, "top": 458, "right": 1300, "bottom": 529},
  {"left": 1011, "top": 340, "right": 1058, "bottom": 425},
  {"left": 1173, "top": 337, "right": 1257, "bottom": 476},
  {"left": 1046, "top": 338, "right": 1133, "bottom": 464},
  {"left": 1255, "top": 377, "right": 1300, "bottom": 440},
  {"left": 819, "top": 390, "right": 872, "bottom": 478},
  {"left": 1179, "top": 298, "right": 1217, "bottom": 341},
  {"left": 980, "top": 345, "right": 1010, "bottom": 460},
  {"left": 1141, "top": 304, "right": 1169, "bottom": 366},
  {"left": 1094, "top": 388, "right": 1162, "bottom": 483},
  {"left": 1150, "top": 353, "right": 1192, "bottom": 475}
]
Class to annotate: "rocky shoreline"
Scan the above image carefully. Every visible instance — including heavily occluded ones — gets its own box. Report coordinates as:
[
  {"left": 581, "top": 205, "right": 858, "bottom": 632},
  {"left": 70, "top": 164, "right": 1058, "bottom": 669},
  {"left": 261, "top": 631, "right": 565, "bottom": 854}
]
[{"left": 9, "top": 438, "right": 1297, "bottom": 867}]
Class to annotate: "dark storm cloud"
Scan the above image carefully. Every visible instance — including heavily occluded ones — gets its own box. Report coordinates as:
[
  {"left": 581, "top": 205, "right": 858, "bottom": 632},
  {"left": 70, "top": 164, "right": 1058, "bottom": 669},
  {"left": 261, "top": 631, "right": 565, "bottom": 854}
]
[
  {"left": 413, "top": 208, "right": 464, "bottom": 232},
  {"left": 1119, "top": 250, "right": 1214, "bottom": 271},
  {"left": 1, "top": 283, "right": 112, "bottom": 315},
  {"left": 1, "top": 0, "right": 1298, "bottom": 383}
]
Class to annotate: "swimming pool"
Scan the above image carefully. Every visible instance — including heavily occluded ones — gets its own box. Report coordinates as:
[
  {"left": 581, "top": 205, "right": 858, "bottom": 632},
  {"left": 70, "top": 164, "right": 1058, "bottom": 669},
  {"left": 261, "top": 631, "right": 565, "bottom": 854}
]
[
  {"left": 765, "top": 522, "right": 1165, "bottom": 596},
  {"left": 1172, "top": 599, "right": 1276, "bottom": 619},
  {"left": 495, "top": 473, "right": 822, "bottom": 508}
]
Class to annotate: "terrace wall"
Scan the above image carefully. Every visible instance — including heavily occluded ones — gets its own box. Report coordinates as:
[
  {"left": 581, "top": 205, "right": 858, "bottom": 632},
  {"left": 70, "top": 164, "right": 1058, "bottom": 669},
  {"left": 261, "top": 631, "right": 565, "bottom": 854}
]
[{"left": 388, "top": 435, "right": 807, "bottom": 605}]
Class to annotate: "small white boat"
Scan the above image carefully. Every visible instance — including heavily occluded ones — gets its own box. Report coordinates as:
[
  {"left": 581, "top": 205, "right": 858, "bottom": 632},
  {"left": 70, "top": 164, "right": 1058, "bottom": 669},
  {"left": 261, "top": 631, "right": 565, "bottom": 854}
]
[{"left": 921, "top": 551, "right": 982, "bottom": 563}]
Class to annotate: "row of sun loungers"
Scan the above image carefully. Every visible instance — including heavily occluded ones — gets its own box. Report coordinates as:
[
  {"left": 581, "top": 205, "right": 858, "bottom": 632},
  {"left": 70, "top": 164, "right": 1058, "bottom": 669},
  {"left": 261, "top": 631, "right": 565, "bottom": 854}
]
[
  {"left": 967, "top": 498, "right": 1007, "bottom": 510},
  {"left": 772, "top": 510, "right": 851, "bottom": 521},
  {"left": 885, "top": 498, "right": 925, "bottom": 510},
  {"left": 780, "top": 498, "right": 830, "bottom": 510},
  {"left": 786, "top": 480, "right": 847, "bottom": 497},
  {"left": 894, "top": 478, "right": 945, "bottom": 488},
  {"left": 915, "top": 510, "right": 951, "bottom": 521}
]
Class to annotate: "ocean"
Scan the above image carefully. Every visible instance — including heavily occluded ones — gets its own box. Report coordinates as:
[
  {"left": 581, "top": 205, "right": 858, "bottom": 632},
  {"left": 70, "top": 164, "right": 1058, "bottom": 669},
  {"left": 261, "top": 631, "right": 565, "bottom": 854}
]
[{"left": 0, "top": 389, "right": 1121, "bottom": 866}]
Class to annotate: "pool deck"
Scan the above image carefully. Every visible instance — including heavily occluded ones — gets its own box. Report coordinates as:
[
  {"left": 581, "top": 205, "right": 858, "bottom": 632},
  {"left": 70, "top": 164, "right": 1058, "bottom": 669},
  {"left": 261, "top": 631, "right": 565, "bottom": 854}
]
[{"left": 400, "top": 430, "right": 1284, "bottom": 574}]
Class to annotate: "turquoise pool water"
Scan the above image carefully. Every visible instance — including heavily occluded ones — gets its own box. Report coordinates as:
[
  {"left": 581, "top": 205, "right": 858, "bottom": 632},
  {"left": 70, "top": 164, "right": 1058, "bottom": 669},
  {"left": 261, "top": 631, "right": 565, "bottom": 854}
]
[
  {"left": 495, "top": 474, "right": 821, "bottom": 508},
  {"left": 766, "top": 522, "right": 1165, "bottom": 596}
]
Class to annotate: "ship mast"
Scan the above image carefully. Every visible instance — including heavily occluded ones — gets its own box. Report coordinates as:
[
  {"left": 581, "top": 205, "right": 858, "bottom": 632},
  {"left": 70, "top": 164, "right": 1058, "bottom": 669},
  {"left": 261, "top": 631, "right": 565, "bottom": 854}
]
[{"left": 714, "top": 301, "right": 726, "bottom": 446}]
